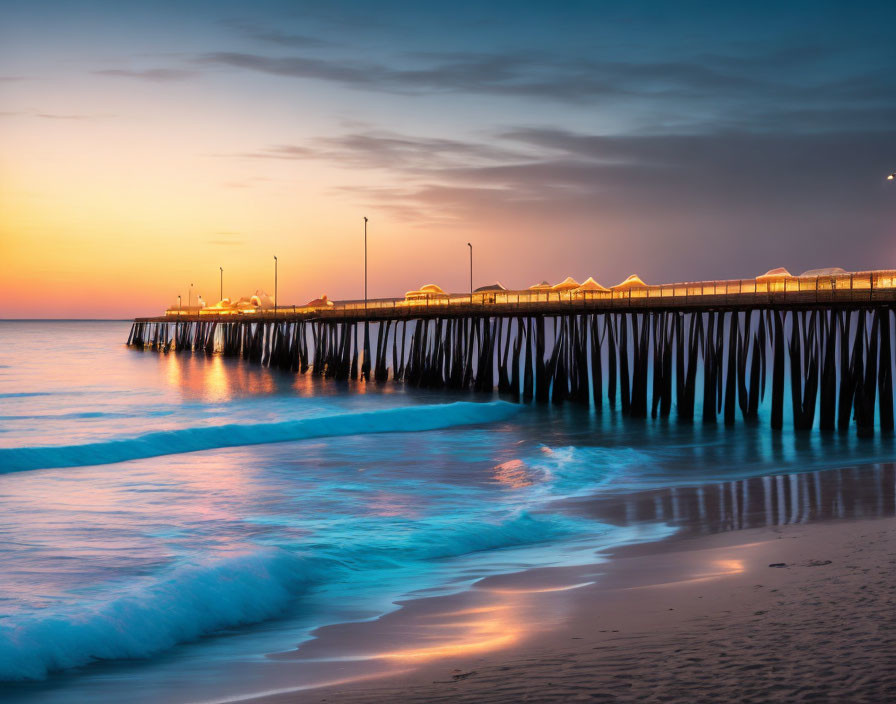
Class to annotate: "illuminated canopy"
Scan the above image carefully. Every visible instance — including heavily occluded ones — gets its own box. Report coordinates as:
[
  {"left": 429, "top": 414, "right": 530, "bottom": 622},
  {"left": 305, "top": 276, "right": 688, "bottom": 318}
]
[
  {"left": 799, "top": 267, "right": 847, "bottom": 277},
  {"left": 612, "top": 274, "right": 648, "bottom": 290},
  {"left": 250, "top": 290, "right": 275, "bottom": 309},
  {"left": 205, "top": 297, "right": 235, "bottom": 310},
  {"left": 575, "top": 277, "right": 610, "bottom": 293},
  {"left": 529, "top": 281, "right": 552, "bottom": 290},
  {"left": 405, "top": 283, "right": 448, "bottom": 299},
  {"left": 551, "top": 276, "right": 581, "bottom": 291},
  {"left": 305, "top": 294, "right": 334, "bottom": 308},
  {"left": 474, "top": 282, "right": 507, "bottom": 292},
  {"left": 756, "top": 267, "right": 792, "bottom": 281}
]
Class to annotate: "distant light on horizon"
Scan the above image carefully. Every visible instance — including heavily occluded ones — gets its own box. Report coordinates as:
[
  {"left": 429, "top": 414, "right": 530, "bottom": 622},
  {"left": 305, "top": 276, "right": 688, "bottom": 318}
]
[{"left": 888, "top": 173, "right": 895, "bottom": 181}]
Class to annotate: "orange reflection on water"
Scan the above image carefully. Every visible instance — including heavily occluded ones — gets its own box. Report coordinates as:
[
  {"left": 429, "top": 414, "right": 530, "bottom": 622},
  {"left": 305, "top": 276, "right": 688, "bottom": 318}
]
[
  {"left": 630, "top": 557, "right": 746, "bottom": 589},
  {"left": 714, "top": 558, "right": 745, "bottom": 575},
  {"left": 375, "top": 606, "right": 523, "bottom": 662},
  {"left": 492, "top": 459, "right": 535, "bottom": 489},
  {"left": 163, "top": 352, "right": 277, "bottom": 401},
  {"left": 361, "top": 579, "right": 585, "bottom": 664},
  {"left": 366, "top": 491, "right": 422, "bottom": 518}
]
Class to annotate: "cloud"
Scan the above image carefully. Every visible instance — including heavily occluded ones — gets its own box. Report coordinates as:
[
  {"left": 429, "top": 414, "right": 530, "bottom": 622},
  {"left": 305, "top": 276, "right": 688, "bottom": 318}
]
[
  {"left": 0, "top": 109, "right": 109, "bottom": 120},
  {"left": 222, "top": 20, "right": 331, "bottom": 49},
  {"left": 94, "top": 68, "right": 196, "bottom": 82},
  {"left": 196, "top": 46, "right": 896, "bottom": 132},
  {"left": 247, "top": 125, "right": 896, "bottom": 281},
  {"left": 237, "top": 134, "right": 523, "bottom": 171},
  {"left": 35, "top": 112, "right": 92, "bottom": 120}
]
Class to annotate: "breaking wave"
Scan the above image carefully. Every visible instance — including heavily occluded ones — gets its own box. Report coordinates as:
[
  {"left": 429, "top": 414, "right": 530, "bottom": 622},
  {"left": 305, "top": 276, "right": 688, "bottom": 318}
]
[
  {"left": 0, "top": 510, "right": 586, "bottom": 681},
  {"left": 0, "top": 401, "right": 520, "bottom": 473},
  {"left": 0, "top": 549, "right": 312, "bottom": 681}
]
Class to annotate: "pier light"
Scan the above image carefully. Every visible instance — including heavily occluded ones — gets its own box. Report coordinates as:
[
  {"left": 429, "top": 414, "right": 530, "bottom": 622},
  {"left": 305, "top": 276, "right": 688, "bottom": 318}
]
[
  {"left": 273, "top": 255, "right": 278, "bottom": 314},
  {"left": 888, "top": 173, "right": 895, "bottom": 181},
  {"left": 219, "top": 267, "right": 223, "bottom": 302}
]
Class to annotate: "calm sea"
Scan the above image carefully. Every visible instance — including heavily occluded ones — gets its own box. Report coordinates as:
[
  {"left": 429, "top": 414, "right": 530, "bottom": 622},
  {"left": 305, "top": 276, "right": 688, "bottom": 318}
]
[{"left": 1, "top": 321, "right": 893, "bottom": 703}]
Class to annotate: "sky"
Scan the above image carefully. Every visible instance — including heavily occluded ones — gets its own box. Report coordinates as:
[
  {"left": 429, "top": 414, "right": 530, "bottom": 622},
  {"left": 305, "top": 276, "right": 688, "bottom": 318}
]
[{"left": 1, "top": 0, "right": 895, "bottom": 318}]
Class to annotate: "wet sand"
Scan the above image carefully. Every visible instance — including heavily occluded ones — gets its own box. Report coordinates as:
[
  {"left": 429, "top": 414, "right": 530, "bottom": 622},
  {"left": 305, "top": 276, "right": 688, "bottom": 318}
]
[{"left": 241, "top": 465, "right": 896, "bottom": 704}]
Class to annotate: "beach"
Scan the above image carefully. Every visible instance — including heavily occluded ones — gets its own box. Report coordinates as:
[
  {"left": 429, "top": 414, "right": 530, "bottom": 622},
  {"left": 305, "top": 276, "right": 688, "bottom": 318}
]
[{"left": 277, "top": 512, "right": 896, "bottom": 704}]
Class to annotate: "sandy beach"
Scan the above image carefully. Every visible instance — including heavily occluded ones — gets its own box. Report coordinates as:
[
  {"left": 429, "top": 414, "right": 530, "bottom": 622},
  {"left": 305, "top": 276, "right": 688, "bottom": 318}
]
[{"left": 244, "top": 467, "right": 896, "bottom": 704}]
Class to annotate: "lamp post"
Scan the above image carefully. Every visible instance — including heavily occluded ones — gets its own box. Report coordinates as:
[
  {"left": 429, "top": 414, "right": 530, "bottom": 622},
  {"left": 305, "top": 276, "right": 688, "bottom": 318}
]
[
  {"left": 467, "top": 242, "right": 473, "bottom": 303},
  {"left": 273, "top": 255, "right": 278, "bottom": 314},
  {"left": 363, "top": 217, "right": 368, "bottom": 315},
  {"left": 178, "top": 295, "right": 181, "bottom": 315},
  {"left": 189, "top": 283, "right": 193, "bottom": 310},
  {"left": 219, "top": 267, "right": 223, "bottom": 302},
  {"left": 362, "top": 216, "right": 370, "bottom": 381}
]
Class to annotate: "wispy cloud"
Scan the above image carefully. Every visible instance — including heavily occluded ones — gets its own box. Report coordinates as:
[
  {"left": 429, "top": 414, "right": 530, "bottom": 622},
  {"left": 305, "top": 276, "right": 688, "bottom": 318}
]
[
  {"left": 236, "top": 133, "right": 523, "bottom": 171},
  {"left": 222, "top": 20, "right": 331, "bottom": 49},
  {"left": 35, "top": 112, "right": 93, "bottom": 120},
  {"left": 195, "top": 45, "right": 896, "bottom": 132},
  {"left": 0, "top": 109, "right": 109, "bottom": 120},
  {"left": 94, "top": 68, "right": 196, "bottom": 82}
]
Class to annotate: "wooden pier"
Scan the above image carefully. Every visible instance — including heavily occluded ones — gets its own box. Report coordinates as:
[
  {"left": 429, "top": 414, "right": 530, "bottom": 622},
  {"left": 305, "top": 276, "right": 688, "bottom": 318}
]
[{"left": 128, "top": 270, "right": 896, "bottom": 435}]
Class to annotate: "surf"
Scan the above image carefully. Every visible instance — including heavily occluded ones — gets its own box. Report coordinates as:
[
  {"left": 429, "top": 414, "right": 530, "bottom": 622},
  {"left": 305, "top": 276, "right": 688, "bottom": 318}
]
[{"left": 0, "top": 401, "right": 521, "bottom": 473}]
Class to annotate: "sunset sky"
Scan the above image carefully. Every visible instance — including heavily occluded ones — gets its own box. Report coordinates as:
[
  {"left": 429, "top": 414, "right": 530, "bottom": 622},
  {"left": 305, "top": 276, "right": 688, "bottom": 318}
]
[{"left": 1, "top": 0, "right": 894, "bottom": 318}]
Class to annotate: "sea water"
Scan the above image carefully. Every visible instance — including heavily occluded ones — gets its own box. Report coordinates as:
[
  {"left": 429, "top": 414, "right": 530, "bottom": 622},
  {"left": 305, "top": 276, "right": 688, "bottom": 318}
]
[{"left": 1, "top": 321, "right": 894, "bottom": 703}]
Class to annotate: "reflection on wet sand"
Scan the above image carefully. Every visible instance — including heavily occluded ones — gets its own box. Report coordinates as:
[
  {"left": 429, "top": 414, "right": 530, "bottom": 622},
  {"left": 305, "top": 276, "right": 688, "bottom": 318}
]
[
  {"left": 567, "top": 463, "right": 896, "bottom": 537},
  {"left": 270, "top": 575, "right": 592, "bottom": 674}
]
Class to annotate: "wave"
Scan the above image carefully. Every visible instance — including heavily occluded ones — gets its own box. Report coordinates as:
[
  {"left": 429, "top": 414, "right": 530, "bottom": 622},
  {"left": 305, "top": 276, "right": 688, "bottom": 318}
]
[
  {"left": 0, "top": 549, "right": 313, "bottom": 681},
  {"left": 0, "top": 511, "right": 586, "bottom": 681},
  {"left": 0, "top": 391, "right": 56, "bottom": 399},
  {"left": 0, "top": 401, "right": 520, "bottom": 473}
]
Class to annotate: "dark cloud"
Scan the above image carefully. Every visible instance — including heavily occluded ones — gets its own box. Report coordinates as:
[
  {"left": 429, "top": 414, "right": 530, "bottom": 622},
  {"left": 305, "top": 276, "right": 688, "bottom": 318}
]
[
  {"left": 253, "top": 125, "right": 896, "bottom": 281},
  {"left": 94, "top": 68, "right": 196, "bottom": 82},
  {"left": 196, "top": 45, "right": 896, "bottom": 132}
]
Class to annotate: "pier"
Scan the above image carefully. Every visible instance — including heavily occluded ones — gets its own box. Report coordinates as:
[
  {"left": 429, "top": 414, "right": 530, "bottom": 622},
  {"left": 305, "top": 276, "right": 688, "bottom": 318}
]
[{"left": 128, "top": 269, "right": 896, "bottom": 435}]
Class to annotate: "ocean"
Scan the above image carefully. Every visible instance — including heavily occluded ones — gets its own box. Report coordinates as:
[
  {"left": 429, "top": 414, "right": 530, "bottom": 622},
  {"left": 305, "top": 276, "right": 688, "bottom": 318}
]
[{"left": 1, "top": 320, "right": 894, "bottom": 703}]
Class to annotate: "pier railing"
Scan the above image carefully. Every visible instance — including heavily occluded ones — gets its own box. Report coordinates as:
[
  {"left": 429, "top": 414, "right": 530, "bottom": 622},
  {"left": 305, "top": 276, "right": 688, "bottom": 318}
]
[{"left": 150, "top": 270, "right": 896, "bottom": 323}]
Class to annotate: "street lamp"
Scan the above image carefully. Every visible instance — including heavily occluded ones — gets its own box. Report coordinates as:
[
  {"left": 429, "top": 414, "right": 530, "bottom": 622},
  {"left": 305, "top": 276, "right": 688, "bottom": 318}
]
[
  {"left": 189, "top": 283, "right": 193, "bottom": 310},
  {"left": 362, "top": 216, "right": 370, "bottom": 381},
  {"left": 363, "top": 217, "right": 368, "bottom": 314},
  {"left": 219, "top": 267, "right": 223, "bottom": 302},
  {"left": 888, "top": 173, "right": 895, "bottom": 181},
  {"left": 178, "top": 295, "right": 181, "bottom": 315},
  {"left": 273, "top": 256, "right": 278, "bottom": 314},
  {"left": 467, "top": 242, "right": 473, "bottom": 303}
]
